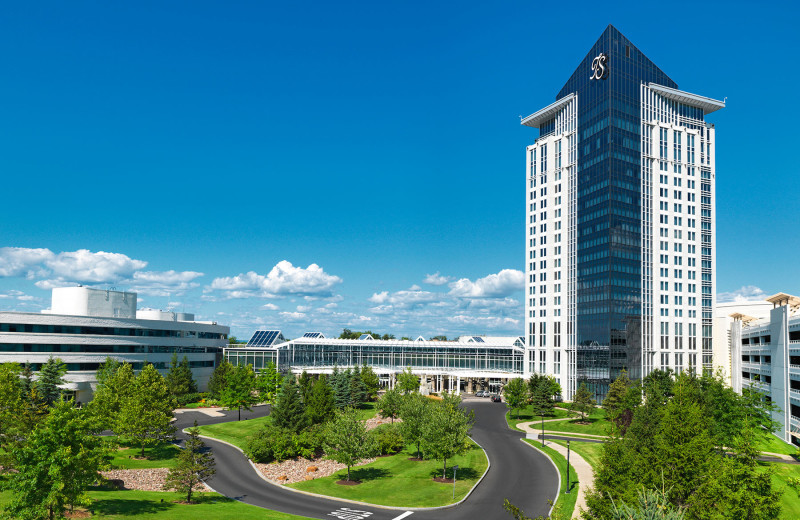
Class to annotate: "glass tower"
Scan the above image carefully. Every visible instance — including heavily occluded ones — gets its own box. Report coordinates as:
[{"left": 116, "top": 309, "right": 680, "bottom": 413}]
[{"left": 522, "top": 25, "right": 724, "bottom": 401}]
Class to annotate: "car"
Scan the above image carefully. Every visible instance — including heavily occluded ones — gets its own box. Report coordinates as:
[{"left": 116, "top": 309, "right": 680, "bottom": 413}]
[
  {"left": 476, "top": 390, "right": 487, "bottom": 397},
  {"left": 491, "top": 394, "right": 502, "bottom": 402}
]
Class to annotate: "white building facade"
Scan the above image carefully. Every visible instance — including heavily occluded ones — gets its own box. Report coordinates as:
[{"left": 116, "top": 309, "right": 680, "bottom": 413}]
[
  {"left": 522, "top": 25, "right": 724, "bottom": 400},
  {"left": 0, "top": 287, "right": 229, "bottom": 402}
]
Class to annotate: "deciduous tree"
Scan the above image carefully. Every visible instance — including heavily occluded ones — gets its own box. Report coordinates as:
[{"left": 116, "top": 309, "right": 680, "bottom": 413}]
[
  {"left": 421, "top": 394, "right": 473, "bottom": 479},
  {"left": 377, "top": 388, "right": 402, "bottom": 423},
  {"left": 400, "top": 392, "right": 430, "bottom": 459},
  {"left": 208, "top": 359, "right": 234, "bottom": 399},
  {"left": 256, "top": 361, "right": 283, "bottom": 404},
  {"left": 570, "top": 382, "right": 595, "bottom": 422},
  {"left": 503, "top": 378, "right": 528, "bottom": 419},
  {"left": 397, "top": 367, "right": 420, "bottom": 394},
  {"left": 360, "top": 364, "right": 380, "bottom": 401},
  {"left": 219, "top": 363, "right": 259, "bottom": 421},
  {"left": 89, "top": 362, "right": 135, "bottom": 431},
  {"left": 323, "top": 407, "right": 376, "bottom": 481},
  {"left": 116, "top": 363, "right": 176, "bottom": 457}
]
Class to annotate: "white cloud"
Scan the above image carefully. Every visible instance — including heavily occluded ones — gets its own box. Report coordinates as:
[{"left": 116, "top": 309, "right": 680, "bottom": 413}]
[
  {"left": 448, "top": 269, "right": 524, "bottom": 298},
  {"left": 210, "top": 260, "right": 342, "bottom": 298},
  {"left": 45, "top": 249, "right": 147, "bottom": 283},
  {"left": 446, "top": 315, "right": 520, "bottom": 327},
  {"left": 280, "top": 311, "right": 307, "bottom": 320},
  {"left": 717, "top": 285, "right": 769, "bottom": 303},
  {"left": 262, "top": 303, "right": 280, "bottom": 311},
  {"left": 0, "top": 247, "right": 54, "bottom": 278},
  {"left": 129, "top": 270, "right": 204, "bottom": 296},
  {"left": 424, "top": 271, "right": 453, "bottom": 286},
  {"left": 297, "top": 305, "right": 311, "bottom": 312},
  {"left": 409, "top": 284, "right": 421, "bottom": 291},
  {"left": 369, "top": 291, "right": 389, "bottom": 304}
]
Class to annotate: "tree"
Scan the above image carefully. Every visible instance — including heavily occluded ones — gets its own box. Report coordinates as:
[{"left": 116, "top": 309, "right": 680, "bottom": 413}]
[
  {"left": 397, "top": 367, "right": 420, "bottom": 394},
  {"left": 89, "top": 362, "right": 135, "bottom": 431},
  {"left": 528, "top": 373, "right": 554, "bottom": 417},
  {"left": 421, "top": 394, "right": 473, "bottom": 479},
  {"left": 298, "top": 370, "right": 313, "bottom": 404},
  {"left": 570, "top": 382, "right": 594, "bottom": 422},
  {"left": 116, "top": 363, "right": 176, "bottom": 458},
  {"left": 503, "top": 378, "right": 528, "bottom": 419},
  {"left": 400, "top": 393, "right": 430, "bottom": 459},
  {"left": 603, "top": 370, "right": 642, "bottom": 435},
  {"left": 306, "top": 376, "right": 335, "bottom": 425},
  {"left": 271, "top": 372, "right": 309, "bottom": 433},
  {"left": 256, "top": 361, "right": 283, "bottom": 404},
  {"left": 429, "top": 335, "right": 448, "bottom": 341},
  {"left": 219, "top": 364, "right": 259, "bottom": 421},
  {"left": 611, "top": 487, "right": 687, "bottom": 520},
  {"left": 348, "top": 366, "right": 367, "bottom": 407},
  {"left": 332, "top": 367, "right": 351, "bottom": 409},
  {"left": 165, "top": 353, "right": 197, "bottom": 398},
  {"left": 323, "top": 407, "right": 376, "bottom": 481},
  {"left": 377, "top": 388, "right": 402, "bottom": 423},
  {"left": 208, "top": 359, "right": 234, "bottom": 399},
  {"left": 36, "top": 357, "right": 67, "bottom": 407},
  {"left": 95, "top": 357, "right": 122, "bottom": 386},
  {"left": 163, "top": 420, "right": 215, "bottom": 504},
  {"left": 360, "top": 364, "right": 380, "bottom": 401},
  {"left": 2, "top": 399, "right": 108, "bottom": 520},
  {"left": 0, "top": 363, "right": 29, "bottom": 464}
]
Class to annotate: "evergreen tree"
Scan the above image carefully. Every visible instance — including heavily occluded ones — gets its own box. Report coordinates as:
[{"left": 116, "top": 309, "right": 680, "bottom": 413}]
[
  {"left": 603, "top": 370, "right": 642, "bottom": 435},
  {"left": 333, "top": 368, "right": 351, "bottom": 409},
  {"left": 349, "top": 366, "right": 367, "bottom": 407},
  {"left": 271, "top": 372, "right": 309, "bottom": 432},
  {"left": 36, "top": 356, "right": 67, "bottom": 407},
  {"left": 165, "top": 353, "right": 197, "bottom": 398},
  {"left": 323, "top": 407, "right": 376, "bottom": 481},
  {"left": 298, "top": 370, "right": 313, "bottom": 403},
  {"left": 528, "top": 373, "right": 554, "bottom": 417},
  {"left": 116, "top": 363, "right": 176, "bottom": 458},
  {"left": 360, "top": 364, "right": 380, "bottom": 401},
  {"left": 163, "top": 420, "right": 216, "bottom": 504},
  {"left": 208, "top": 359, "right": 234, "bottom": 399},
  {"left": 2, "top": 400, "right": 108, "bottom": 520},
  {"left": 377, "top": 388, "right": 402, "bottom": 423},
  {"left": 570, "top": 382, "right": 595, "bottom": 422},
  {"left": 306, "top": 376, "right": 335, "bottom": 424},
  {"left": 219, "top": 364, "right": 259, "bottom": 421}
]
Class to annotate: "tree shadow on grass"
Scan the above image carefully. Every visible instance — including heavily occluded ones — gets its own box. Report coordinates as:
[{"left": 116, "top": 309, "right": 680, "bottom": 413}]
[
  {"left": 427, "top": 466, "right": 480, "bottom": 480},
  {"left": 342, "top": 467, "right": 391, "bottom": 482},
  {"left": 90, "top": 498, "right": 172, "bottom": 516}
]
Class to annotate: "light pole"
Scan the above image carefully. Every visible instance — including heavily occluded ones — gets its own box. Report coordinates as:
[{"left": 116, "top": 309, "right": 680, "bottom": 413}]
[
  {"left": 541, "top": 414, "right": 545, "bottom": 447},
  {"left": 452, "top": 465, "right": 458, "bottom": 501},
  {"left": 566, "top": 440, "right": 571, "bottom": 494}
]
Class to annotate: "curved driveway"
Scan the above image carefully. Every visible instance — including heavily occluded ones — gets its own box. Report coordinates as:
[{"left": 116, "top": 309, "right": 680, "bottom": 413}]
[{"left": 174, "top": 399, "right": 557, "bottom": 519}]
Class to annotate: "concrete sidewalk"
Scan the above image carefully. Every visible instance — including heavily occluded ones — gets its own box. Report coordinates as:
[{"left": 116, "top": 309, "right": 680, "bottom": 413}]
[
  {"left": 517, "top": 421, "right": 608, "bottom": 439},
  {"left": 174, "top": 406, "right": 226, "bottom": 417},
  {"left": 522, "top": 436, "right": 594, "bottom": 519}
]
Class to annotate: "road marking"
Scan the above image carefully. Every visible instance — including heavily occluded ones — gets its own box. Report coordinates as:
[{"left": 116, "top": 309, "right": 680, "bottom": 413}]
[
  {"left": 391, "top": 512, "right": 414, "bottom": 520},
  {"left": 328, "top": 507, "right": 373, "bottom": 520}
]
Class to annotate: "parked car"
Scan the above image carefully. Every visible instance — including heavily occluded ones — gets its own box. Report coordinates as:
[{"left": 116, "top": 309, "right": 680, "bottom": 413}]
[
  {"left": 475, "top": 390, "right": 487, "bottom": 397},
  {"left": 491, "top": 394, "right": 502, "bottom": 402}
]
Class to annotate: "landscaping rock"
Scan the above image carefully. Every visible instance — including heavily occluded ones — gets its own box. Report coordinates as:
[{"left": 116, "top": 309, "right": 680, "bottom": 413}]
[
  {"left": 100, "top": 469, "right": 205, "bottom": 492},
  {"left": 254, "top": 455, "right": 376, "bottom": 484}
]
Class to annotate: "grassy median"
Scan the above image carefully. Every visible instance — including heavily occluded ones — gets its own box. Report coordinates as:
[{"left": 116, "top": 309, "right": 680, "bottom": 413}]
[{"left": 288, "top": 439, "right": 488, "bottom": 507}]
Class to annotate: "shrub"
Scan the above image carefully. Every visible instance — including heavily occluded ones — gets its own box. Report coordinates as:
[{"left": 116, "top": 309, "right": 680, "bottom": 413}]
[
  {"left": 176, "top": 392, "right": 205, "bottom": 406},
  {"left": 246, "top": 424, "right": 326, "bottom": 462},
  {"left": 370, "top": 423, "right": 404, "bottom": 455},
  {"left": 293, "top": 424, "right": 325, "bottom": 459}
]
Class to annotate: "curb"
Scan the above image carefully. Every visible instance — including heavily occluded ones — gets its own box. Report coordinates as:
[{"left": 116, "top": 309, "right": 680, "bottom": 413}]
[
  {"left": 194, "top": 430, "right": 491, "bottom": 511},
  {"left": 519, "top": 438, "right": 561, "bottom": 519}
]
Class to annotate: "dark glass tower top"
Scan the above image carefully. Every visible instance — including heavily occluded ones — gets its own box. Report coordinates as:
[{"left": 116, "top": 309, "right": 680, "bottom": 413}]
[{"left": 555, "top": 25, "right": 678, "bottom": 397}]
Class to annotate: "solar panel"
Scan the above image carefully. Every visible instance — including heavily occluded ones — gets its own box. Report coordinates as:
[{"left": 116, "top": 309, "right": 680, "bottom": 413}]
[
  {"left": 472, "top": 336, "right": 485, "bottom": 343},
  {"left": 247, "top": 330, "right": 282, "bottom": 347},
  {"left": 358, "top": 334, "right": 373, "bottom": 340}
]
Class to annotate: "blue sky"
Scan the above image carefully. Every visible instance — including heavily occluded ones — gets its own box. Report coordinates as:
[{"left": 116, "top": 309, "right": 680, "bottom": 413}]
[{"left": 1, "top": 1, "right": 798, "bottom": 339}]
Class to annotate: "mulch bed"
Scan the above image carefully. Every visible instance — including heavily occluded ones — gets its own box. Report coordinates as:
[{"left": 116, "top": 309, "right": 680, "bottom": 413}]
[
  {"left": 408, "top": 457, "right": 424, "bottom": 461},
  {"left": 433, "top": 477, "right": 454, "bottom": 483},
  {"left": 65, "top": 511, "right": 92, "bottom": 519},
  {"left": 336, "top": 480, "right": 361, "bottom": 486}
]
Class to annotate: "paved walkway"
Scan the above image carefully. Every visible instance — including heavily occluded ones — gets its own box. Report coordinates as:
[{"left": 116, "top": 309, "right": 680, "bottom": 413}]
[
  {"left": 516, "top": 421, "right": 608, "bottom": 439},
  {"left": 174, "top": 406, "right": 226, "bottom": 417}
]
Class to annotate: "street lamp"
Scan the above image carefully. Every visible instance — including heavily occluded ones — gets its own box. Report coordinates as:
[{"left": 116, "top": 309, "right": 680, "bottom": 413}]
[
  {"left": 541, "top": 414, "right": 545, "bottom": 447},
  {"left": 566, "top": 440, "right": 571, "bottom": 494}
]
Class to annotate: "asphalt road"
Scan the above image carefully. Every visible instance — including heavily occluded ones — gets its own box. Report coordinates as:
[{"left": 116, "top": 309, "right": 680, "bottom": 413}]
[{"left": 174, "top": 399, "right": 558, "bottom": 520}]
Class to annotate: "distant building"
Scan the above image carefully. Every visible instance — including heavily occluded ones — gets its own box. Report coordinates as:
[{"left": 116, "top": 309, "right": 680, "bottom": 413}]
[
  {"left": 0, "top": 286, "right": 229, "bottom": 402},
  {"left": 728, "top": 293, "right": 800, "bottom": 446},
  {"left": 225, "top": 331, "right": 525, "bottom": 394},
  {"left": 713, "top": 299, "right": 772, "bottom": 384}
]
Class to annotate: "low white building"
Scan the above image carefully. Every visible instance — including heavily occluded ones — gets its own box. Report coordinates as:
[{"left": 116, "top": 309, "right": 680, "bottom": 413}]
[
  {"left": 0, "top": 286, "right": 229, "bottom": 403},
  {"left": 225, "top": 332, "right": 525, "bottom": 394},
  {"left": 713, "top": 299, "right": 772, "bottom": 385}
]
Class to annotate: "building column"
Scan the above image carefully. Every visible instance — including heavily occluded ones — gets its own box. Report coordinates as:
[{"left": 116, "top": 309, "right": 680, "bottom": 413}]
[{"left": 456, "top": 376, "right": 461, "bottom": 395}]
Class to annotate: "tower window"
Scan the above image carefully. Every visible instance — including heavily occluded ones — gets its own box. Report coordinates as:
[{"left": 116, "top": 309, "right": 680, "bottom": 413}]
[{"left": 626, "top": 45, "right": 630, "bottom": 58}]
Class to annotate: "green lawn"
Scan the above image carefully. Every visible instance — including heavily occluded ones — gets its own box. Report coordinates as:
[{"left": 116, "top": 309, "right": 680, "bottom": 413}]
[
  {"left": 355, "top": 401, "right": 378, "bottom": 421},
  {"left": 763, "top": 461, "right": 800, "bottom": 519},
  {"left": 523, "top": 440, "right": 579, "bottom": 520},
  {"left": 550, "top": 439, "right": 604, "bottom": 472},
  {"left": 110, "top": 441, "right": 181, "bottom": 469},
  {"left": 541, "top": 416, "right": 612, "bottom": 437},
  {"left": 505, "top": 405, "right": 571, "bottom": 431},
  {"left": 756, "top": 434, "right": 798, "bottom": 457},
  {"left": 195, "top": 416, "right": 270, "bottom": 451},
  {"left": 288, "top": 439, "right": 488, "bottom": 507},
  {"left": 0, "top": 489, "right": 311, "bottom": 519}
]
